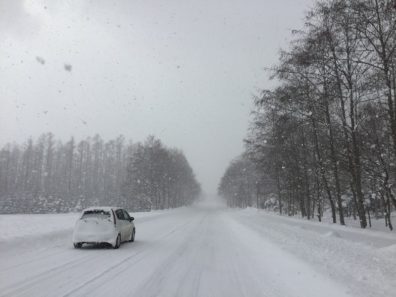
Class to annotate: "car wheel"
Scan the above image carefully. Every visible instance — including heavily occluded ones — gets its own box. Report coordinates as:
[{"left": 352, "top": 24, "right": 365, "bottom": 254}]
[
  {"left": 129, "top": 228, "right": 135, "bottom": 242},
  {"left": 114, "top": 234, "right": 121, "bottom": 249},
  {"left": 74, "top": 243, "right": 82, "bottom": 249}
]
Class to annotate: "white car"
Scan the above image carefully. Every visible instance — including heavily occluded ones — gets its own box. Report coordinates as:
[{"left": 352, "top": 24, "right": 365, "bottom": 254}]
[{"left": 73, "top": 207, "right": 135, "bottom": 249}]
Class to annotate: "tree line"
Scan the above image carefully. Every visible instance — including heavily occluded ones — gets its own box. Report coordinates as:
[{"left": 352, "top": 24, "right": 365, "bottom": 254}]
[
  {"left": 219, "top": 0, "right": 396, "bottom": 230},
  {"left": 0, "top": 133, "right": 201, "bottom": 213}
]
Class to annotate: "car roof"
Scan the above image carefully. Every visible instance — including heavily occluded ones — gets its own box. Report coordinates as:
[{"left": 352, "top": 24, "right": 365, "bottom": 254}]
[{"left": 82, "top": 206, "right": 122, "bottom": 212}]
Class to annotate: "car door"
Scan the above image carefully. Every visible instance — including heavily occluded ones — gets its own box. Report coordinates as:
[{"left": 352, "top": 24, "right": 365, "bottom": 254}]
[
  {"left": 115, "top": 209, "right": 126, "bottom": 241},
  {"left": 122, "top": 209, "right": 133, "bottom": 237}
]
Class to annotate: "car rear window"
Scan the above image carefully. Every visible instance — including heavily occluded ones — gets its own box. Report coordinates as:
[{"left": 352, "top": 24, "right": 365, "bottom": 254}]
[{"left": 82, "top": 210, "right": 111, "bottom": 219}]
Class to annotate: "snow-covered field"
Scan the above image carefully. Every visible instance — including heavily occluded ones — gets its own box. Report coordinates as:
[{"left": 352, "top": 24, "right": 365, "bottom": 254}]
[{"left": 0, "top": 200, "right": 395, "bottom": 297}]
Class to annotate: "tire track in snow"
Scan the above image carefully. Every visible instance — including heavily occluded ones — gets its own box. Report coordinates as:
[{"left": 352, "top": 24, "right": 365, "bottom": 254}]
[
  {"left": 131, "top": 212, "right": 210, "bottom": 297},
  {"left": 0, "top": 210, "right": 200, "bottom": 297},
  {"left": 60, "top": 212, "right": 201, "bottom": 297},
  {"left": 0, "top": 251, "right": 103, "bottom": 297},
  {"left": 1, "top": 245, "right": 72, "bottom": 272}
]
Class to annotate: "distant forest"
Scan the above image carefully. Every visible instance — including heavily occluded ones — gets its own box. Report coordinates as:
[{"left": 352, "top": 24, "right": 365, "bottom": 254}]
[
  {"left": 0, "top": 133, "right": 201, "bottom": 213},
  {"left": 219, "top": 0, "right": 396, "bottom": 230}
]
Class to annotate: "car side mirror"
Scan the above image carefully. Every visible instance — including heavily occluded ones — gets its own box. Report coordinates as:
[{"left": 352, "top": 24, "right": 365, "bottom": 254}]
[{"left": 130, "top": 217, "right": 134, "bottom": 222}]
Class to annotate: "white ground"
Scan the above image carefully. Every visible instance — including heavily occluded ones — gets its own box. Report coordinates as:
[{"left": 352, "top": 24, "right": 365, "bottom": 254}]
[{"left": 0, "top": 198, "right": 395, "bottom": 297}]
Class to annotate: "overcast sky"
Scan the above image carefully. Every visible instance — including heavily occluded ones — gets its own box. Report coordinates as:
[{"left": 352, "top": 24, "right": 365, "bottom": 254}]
[{"left": 0, "top": 0, "right": 315, "bottom": 195}]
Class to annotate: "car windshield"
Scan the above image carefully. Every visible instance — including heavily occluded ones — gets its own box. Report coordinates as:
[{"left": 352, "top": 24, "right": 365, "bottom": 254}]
[{"left": 81, "top": 210, "right": 111, "bottom": 219}]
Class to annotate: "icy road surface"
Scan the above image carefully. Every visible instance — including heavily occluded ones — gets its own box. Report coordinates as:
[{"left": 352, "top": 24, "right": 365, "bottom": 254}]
[{"left": 0, "top": 202, "right": 395, "bottom": 297}]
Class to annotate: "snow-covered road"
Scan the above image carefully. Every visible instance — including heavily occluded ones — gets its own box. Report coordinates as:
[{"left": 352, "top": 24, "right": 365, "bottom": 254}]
[{"left": 0, "top": 202, "right": 395, "bottom": 297}]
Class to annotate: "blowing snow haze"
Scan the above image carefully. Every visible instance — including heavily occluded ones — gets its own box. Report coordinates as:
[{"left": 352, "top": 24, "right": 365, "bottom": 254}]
[
  {"left": 1, "top": 1, "right": 396, "bottom": 297},
  {"left": 0, "top": 0, "right": 314, "bottom": 194}
]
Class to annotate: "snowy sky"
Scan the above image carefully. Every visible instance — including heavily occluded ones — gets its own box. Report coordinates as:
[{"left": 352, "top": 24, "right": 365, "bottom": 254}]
[{"left": 0, "top": 0, "right": 315, "bottom": 194}]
